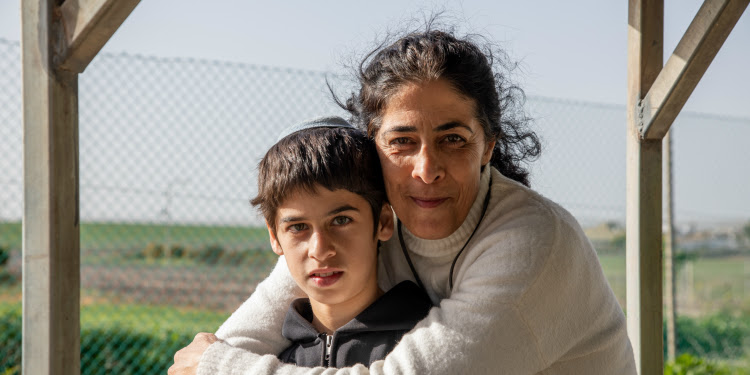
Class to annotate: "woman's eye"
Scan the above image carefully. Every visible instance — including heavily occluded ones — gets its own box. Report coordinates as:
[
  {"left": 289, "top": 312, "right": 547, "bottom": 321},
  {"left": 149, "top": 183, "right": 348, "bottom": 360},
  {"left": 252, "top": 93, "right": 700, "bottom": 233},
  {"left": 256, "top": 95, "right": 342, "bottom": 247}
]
[
  {"left": 390, "top": 137, "right": 413, "bottom": 146},
  {"left": 332, "top": 216, "right": 352, "bottom": 226},
  {"left": 443, "top": 134, "right": 466, "bottom": 144}
]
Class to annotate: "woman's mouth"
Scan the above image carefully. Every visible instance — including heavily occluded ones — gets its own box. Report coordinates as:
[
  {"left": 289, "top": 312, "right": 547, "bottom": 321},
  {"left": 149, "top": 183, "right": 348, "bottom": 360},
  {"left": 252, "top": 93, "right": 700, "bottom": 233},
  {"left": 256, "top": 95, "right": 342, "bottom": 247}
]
[
  {"left": 309, "top": 271, "right": 343, "bottom": 287},
  {"left": 411, "top": 197, "right": 448, "bottom": 208}
]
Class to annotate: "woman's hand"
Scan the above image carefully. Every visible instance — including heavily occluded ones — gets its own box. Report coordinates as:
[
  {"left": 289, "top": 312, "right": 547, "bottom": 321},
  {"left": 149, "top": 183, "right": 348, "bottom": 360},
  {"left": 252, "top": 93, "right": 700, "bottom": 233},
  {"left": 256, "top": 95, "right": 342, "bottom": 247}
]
[{"left": 168, "top": 332, "right": 219, "bottom": 375}]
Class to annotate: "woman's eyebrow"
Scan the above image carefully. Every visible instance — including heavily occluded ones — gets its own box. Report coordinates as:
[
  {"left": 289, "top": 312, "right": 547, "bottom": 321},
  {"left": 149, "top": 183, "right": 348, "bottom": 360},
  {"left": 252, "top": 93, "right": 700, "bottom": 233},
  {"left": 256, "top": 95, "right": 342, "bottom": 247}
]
[
  {"left": 434, "top": 121, "right": 473, "bottom": 133},
  {"left": 382, "top": 125, "right": 417, "bottom": 135}
]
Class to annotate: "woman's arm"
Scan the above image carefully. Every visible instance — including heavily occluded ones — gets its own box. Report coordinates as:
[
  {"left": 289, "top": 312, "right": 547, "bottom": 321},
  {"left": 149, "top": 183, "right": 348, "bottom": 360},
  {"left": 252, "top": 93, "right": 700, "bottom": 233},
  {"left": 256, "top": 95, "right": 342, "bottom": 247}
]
[
  {"left": 197, "top": 202, "right": 632, "bottom": 375},
  {"left": 196, "top": 234, "right": 547, "bottom": 375}
]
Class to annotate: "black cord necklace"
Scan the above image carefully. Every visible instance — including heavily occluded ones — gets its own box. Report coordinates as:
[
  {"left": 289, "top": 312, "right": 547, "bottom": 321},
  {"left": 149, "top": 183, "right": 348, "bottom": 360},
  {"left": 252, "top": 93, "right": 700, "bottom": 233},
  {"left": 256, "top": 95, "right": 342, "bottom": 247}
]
[{"left": 397, "top": 175, "right": 492, "bottom": 292}]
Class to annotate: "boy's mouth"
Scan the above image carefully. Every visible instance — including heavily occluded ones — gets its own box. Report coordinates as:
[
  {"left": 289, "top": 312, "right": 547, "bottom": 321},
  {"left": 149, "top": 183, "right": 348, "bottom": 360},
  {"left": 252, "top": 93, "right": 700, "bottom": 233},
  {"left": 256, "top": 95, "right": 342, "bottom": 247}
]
[
  {"left": 309, "top": 270, "right": 343, "bottom": 287},
  {"left": 312, "top": 271, "right": 339, "bottom": 277}
]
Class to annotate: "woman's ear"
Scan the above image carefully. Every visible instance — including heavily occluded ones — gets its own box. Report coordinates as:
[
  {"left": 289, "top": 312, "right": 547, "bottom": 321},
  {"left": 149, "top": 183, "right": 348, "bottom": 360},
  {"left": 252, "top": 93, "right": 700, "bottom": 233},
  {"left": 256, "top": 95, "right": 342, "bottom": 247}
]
[
  {"left": 266, "top": 221, "right": 284, "bottom": 256},
  {"left": 481, "top": 140, "right": 496, "bottom": 166},
  {"left": 377, "top": 203, "right": 394, "bottom": 242}
]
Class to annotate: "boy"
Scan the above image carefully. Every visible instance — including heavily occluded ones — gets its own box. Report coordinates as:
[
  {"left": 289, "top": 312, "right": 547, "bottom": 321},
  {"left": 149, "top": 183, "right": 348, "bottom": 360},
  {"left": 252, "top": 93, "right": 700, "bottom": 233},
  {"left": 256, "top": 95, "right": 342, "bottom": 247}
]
[{"left": 250, "top": 116, "right": 432, "bottom": 368}]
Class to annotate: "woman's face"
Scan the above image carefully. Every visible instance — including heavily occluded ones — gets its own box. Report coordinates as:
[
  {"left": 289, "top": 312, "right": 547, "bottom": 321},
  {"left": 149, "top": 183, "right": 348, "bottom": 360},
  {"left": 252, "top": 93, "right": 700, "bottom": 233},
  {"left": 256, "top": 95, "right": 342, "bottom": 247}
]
[{"left": 374, "top": 79, "right": 495, "bottom": 240}]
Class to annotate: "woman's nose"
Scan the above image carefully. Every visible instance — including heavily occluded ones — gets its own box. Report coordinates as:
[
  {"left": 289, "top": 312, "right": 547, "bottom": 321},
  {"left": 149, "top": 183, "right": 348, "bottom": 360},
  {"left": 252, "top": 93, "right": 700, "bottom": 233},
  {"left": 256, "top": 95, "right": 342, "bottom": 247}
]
[
  {"left": 308, "top": 230, "right": 335, "bottom": 261},
  {"left": 412, "top": 144, "right": 444, "bottom": 184}
]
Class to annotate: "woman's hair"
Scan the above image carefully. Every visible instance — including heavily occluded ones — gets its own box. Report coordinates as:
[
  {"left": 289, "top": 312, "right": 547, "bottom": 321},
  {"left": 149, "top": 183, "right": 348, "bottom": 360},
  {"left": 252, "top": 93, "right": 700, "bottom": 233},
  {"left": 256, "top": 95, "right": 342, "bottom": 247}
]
[
  {"left": 336, "top": 27, "right": 541, "bottom": 186},
  {"left": 251, "top": 127, "right": 386, "bottom": 235}
]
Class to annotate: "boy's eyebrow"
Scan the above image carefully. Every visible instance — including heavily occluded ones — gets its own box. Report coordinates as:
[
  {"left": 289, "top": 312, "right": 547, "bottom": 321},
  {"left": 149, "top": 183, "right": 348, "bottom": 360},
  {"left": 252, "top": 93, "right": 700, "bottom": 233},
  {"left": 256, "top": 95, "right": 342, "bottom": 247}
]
[
  {"left": 278, "top": 204, "right": 359, "bottom": 223},
  {"left": 328, "top": 204, "right": 359, "bottom": 216},
  {"left": 279, "top": 215, "right": 305, "bottom": 224},
  {"left": 381, "top": 122, "right": 473, "bottom": 135}
]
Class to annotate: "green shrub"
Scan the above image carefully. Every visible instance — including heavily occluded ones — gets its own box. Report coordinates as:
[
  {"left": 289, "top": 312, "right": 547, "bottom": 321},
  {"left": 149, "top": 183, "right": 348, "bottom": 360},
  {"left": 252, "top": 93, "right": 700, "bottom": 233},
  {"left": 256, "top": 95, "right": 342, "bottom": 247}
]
[
  {"left": 196, "top": 245, "right": 224, "bottom": 265},
  {"left": 168, "top": 244, "right": 186, "bottom": 259},
  {"left": 667, "top": 313, "right": 750, "bottom": 359},
  {"left": 142, "top": 243, "right": 164, "bottom": 260},
  {"left": 664, "top": 353, "right": 750, "bottom": 375},
  {"left": 0, "top": 306, "right": 198, "bottom": 375},
  {"left": 0, "top": 246, "right": 8, "bottom": 267},
  {"left": 0, "top": 307, "right": 21, "bottom": 374}
]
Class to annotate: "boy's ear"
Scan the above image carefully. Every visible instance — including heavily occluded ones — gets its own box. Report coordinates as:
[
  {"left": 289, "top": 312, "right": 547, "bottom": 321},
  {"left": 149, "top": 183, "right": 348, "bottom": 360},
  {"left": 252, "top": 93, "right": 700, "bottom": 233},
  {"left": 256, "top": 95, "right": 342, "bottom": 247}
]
[
  {"left": 376, "top": 203, "right": 394, "bottom": 242},
  {"left": 266, "top": 221, "right": 284, "bottom": 256}
]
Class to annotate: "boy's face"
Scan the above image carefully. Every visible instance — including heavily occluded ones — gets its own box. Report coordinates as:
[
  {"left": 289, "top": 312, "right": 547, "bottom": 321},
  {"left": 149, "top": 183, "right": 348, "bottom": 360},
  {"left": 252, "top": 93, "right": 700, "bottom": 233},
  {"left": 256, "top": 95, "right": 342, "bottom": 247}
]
[{"left": 268, "top": 185, "right": 393, "bottom": 308}]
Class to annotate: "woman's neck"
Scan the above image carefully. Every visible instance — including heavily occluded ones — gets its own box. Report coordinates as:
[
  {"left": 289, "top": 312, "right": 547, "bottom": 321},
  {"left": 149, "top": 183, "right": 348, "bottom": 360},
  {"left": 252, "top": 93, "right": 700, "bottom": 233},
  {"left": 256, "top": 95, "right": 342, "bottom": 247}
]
[{"left": 308, "top": 284, "right": 384, "bottom": 335}]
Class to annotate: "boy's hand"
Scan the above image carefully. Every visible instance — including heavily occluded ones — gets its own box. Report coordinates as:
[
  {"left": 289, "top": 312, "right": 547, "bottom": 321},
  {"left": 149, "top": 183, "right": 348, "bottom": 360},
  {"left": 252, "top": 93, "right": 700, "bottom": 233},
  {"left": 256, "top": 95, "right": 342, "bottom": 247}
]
[{"left": 168, "top": 332, "right": 219, "bottom": 375}]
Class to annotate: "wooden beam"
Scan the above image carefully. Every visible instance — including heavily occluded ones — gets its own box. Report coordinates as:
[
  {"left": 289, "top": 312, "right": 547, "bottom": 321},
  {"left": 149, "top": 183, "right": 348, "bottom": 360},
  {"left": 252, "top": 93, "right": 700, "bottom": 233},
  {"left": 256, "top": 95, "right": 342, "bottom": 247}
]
[
  {"left": 640, "top": 0, "right": 749, "bottom": 140},
  {"left": 58, "top": 0, "right": 141, "bottom": 73},
  {"left": 22, "top": 0, "right": 80, "bottom": 374},
  {"left": 626, "top": 0, "right": 664, "bottom": 374}
]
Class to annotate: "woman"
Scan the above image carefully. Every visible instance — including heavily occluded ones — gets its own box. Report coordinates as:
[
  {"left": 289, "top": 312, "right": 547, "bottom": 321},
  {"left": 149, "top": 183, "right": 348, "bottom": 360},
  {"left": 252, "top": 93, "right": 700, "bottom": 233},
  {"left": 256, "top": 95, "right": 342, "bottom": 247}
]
[{"left": 171, "top": 28, "right": 635, "bottom": 375}]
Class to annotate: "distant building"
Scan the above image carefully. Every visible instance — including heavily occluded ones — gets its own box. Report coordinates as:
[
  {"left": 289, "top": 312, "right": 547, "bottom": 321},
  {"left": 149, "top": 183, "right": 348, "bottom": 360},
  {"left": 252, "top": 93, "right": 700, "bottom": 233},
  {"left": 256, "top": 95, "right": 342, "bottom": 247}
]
[{"left": 678, "top": 224, "right": 745, "bottom": 253}]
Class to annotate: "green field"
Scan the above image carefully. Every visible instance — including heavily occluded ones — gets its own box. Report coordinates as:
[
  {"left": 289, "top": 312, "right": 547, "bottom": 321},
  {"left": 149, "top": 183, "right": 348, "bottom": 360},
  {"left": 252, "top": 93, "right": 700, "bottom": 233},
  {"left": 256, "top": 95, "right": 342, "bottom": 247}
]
[
  {"left": 0, "top": 221, "right": 270, "bottom": 252},
  {"left": 598, "top": 253, "right": 750, "bottom": 315}
]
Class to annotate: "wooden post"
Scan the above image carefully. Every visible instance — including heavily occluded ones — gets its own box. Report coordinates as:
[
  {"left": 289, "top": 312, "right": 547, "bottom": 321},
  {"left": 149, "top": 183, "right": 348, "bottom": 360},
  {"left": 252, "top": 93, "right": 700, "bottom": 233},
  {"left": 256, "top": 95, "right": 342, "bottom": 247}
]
[
  {"left": 21, "top": 0, "right": 139, "bottom": 373},
  {"left": 626, "top": 1, "right": 664, "bottom": 374},
  {"left": 626, "top": 1, "right": 747, "bottom": 372},
  {"left": 664, "top": 129, "right": 677, "bottom": 362},
  {"left": 22, "top": 1, "right": 81, "bottom": 374}
]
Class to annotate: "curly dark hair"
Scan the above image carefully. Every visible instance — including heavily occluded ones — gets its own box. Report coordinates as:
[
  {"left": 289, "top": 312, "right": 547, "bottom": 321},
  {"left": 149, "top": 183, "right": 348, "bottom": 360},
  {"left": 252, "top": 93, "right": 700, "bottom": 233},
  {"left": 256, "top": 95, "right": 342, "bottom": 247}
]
[{"left": 335, "top": 27, "right": 541, "bottom": 186}]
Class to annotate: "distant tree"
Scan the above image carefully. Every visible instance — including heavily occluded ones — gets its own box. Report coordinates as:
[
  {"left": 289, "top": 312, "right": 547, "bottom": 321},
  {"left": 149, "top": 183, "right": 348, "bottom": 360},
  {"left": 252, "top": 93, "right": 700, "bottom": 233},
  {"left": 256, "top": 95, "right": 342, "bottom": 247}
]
[{"left": 611, "top": 233, "right": 626, "bottom": 251}]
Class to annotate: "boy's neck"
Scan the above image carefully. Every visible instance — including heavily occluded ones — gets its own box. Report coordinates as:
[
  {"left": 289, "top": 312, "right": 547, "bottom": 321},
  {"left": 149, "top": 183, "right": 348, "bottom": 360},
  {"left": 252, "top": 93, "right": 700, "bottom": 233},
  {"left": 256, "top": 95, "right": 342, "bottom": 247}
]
[{"left": 309, "top": 283, "right": 384, "bottom": 335}]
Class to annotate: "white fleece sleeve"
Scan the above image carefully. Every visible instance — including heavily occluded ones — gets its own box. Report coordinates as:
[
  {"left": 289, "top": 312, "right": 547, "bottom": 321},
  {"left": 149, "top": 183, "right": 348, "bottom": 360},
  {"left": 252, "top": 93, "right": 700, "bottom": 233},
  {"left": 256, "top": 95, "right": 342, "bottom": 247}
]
[
  {"left": 197, "top": 204, "right": 632, "bottom": 374},
  {"left": 195, "top": 242, "right": 547, "bottom": 375},
  {"left": 197, "top": 256, "right": 304, "bottom": 375},
  {"left": 197, "top": 226, "right": 551, "bottom": 374}
]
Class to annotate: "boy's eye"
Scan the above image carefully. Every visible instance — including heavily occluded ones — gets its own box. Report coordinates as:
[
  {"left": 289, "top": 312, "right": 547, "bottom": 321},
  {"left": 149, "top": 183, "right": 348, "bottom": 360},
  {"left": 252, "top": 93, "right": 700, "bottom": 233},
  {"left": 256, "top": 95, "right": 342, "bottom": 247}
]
[
  {"left": 332, "top": 216, "right": 352, "bottom": 226},
  {"left": 288, "top": 223, "right": 308, "bottom": 233}
]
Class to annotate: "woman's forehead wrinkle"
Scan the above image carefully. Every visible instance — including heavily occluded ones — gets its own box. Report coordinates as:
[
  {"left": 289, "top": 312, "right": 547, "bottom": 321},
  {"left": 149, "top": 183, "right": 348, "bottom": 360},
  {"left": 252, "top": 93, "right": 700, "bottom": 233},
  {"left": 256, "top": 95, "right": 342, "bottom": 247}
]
[
  {"left": 434, "top": 122, "right": 473, "bottom": 133},
  {"left": 383, "top": 125, "right": 418, "bottom": 135}
]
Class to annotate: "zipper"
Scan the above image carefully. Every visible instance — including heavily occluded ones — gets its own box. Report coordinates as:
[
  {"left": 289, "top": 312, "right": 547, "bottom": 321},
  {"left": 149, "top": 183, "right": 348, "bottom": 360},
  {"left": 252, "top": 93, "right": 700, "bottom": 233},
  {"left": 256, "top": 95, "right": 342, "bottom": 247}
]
[{"left": 324, "top": 334, "right": 333, "bottom": 367}]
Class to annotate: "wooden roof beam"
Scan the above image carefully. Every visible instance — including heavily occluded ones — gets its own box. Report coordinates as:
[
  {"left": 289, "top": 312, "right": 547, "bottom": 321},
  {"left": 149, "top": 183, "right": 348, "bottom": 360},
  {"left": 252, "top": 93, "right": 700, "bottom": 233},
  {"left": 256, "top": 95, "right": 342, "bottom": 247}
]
[
  {"left": 58, "top": 0, "right": 141, "bottom": 73},
  {"left": 639, "top": 0, "right": 748, "bottom": 140}
]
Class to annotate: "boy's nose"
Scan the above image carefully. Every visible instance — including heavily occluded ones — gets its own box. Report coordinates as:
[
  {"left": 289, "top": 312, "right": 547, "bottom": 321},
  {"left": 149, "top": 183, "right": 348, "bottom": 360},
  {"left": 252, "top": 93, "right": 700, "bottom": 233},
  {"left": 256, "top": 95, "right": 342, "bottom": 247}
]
[{"left": 308, "top": 231, "right": 335, "bottom": 261}]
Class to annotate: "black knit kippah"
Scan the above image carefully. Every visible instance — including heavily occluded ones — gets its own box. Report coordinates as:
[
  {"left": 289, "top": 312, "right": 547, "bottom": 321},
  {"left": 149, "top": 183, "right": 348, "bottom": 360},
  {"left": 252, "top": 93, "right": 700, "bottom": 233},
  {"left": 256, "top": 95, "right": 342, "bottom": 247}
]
[{"left": 275, "top": 116, "right": 354, "bottom": 142}]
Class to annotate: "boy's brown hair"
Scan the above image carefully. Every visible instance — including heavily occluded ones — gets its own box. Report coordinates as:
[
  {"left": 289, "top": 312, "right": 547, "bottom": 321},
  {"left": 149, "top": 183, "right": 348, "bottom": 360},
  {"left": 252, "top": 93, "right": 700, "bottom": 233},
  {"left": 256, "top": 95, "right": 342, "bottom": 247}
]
[{"left": 251, "top": 124, "right": 386, "bottom": 235}]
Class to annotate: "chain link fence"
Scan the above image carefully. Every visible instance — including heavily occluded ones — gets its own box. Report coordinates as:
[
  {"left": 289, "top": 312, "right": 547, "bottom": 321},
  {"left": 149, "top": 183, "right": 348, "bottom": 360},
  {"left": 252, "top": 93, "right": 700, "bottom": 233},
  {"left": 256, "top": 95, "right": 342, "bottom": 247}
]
[{"left": 1, "top": 37, "right": 749, "bottom": 373}]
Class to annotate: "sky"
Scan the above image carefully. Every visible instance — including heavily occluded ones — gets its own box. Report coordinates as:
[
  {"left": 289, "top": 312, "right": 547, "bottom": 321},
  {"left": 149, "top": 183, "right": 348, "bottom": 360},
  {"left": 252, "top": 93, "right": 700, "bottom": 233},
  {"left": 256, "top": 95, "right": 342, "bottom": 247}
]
[{"left": 0, "top": 0, "right": 748, "bottom": 117}]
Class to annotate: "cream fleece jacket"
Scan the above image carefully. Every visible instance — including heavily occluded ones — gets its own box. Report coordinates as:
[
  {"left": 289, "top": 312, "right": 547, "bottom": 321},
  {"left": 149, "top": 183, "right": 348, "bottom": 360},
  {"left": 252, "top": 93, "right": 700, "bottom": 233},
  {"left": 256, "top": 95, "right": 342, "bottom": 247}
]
[{"left": 198, "top": 167, "right": 636, "bottom": 374}]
